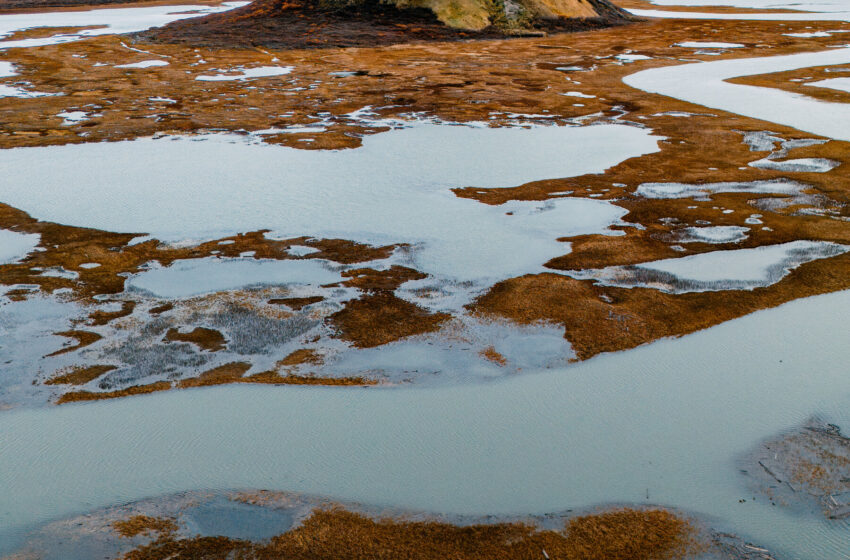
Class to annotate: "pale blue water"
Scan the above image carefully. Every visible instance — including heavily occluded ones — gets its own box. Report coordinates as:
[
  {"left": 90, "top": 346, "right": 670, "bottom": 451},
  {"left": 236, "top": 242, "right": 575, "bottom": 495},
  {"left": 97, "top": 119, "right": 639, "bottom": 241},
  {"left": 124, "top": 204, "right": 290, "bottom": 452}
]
[{"left": 2, "top": 290, "right": 850, "bottom": 558}]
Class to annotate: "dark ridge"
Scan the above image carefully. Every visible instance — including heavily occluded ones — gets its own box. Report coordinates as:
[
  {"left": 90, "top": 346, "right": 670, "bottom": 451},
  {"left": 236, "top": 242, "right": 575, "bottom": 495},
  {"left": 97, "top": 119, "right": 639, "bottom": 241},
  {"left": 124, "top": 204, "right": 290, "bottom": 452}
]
[{"left": 136, "top": 0, "right": 635, "bottom": 50}]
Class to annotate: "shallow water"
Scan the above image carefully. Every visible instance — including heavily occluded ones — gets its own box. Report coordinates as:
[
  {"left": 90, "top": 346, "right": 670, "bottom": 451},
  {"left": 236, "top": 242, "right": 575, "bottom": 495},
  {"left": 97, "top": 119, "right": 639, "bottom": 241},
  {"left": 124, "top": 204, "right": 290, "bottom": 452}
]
[
  {"left": 2, "top": 290, "right": 850, "bottom": 558},
  {"left": 625, "top": 48, "right": 850, "bottom": 141},
  {"left": 0, "top": 123, "right": 659, "bottom": 283},
  {"left": 807, "top": 77, "right": 850, "bottom": 93}
]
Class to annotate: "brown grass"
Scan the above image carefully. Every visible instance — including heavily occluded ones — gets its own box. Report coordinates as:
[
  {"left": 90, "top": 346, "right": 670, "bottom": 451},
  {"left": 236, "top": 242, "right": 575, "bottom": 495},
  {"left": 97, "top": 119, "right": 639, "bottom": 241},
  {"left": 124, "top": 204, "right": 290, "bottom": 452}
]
[
  {"left": 278, "top": 348, "right": 323, "bottom": 366},
  {"left": 177, "top": 362, "right": 251, "bottom": 388},
  {"left": 89, "top": 301, "right": 136, "bottom": 326},
  {"left": 45, "top": 364, "right": 116, "bottom": 385},
  {"left": 480, "top": 346, "right": 507, "bottom": 366},
  {"left": 341, "top": 265, "right": 427, "bottom": 292},
  {"left": 164, "top": 326, "right": 226, "bottom": 352},
  {"left": 56, "top": 381, "right": 172, "bottom": 404},
  {"left": 330, "top": 292, "right": 450, "bottom": 348},
  {"left": 120, "top": 507, "right": 694, "bottom": 560},
  {"left": 113, "top": 515, "right": 177, "bottom": 539},
  {"left": 45, "top": 330, "right": 102, "bottom": 357},
  {"left": 177, "top": 361, "right": 376, "bottom": 388},
  {"left": 473, "top": 250, "right": 850, "bottom": 360},
  {"left": 149, "top": 302, "right": 174, "bottom": 315}
]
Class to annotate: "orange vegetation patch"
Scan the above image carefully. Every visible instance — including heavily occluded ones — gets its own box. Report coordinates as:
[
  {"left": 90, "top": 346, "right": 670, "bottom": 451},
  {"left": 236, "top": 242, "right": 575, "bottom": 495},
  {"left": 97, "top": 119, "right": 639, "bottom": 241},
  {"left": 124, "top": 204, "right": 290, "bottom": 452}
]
[
  {"left": 480, "top": 345, "right": 507, "bottom": 366},
  {"left": 45, "top": 364, "right": 116, "bottom": 385},
  {"left": 149, "top": 302, "right": 174, "bottom": 315},
  {"left": 45, "top": 330, "right": 102, "bottom": 357},
  {"left": 341, "top": 265, "right": 427, "bottom": 292},
  {"left": 56, "top": 381, "right": 172, "bottom": 404},
  {"left": 473, "top": 250, "right": 850, "bottom": 360},
  {"left": 278, "top": 348, "right": 323, "bottom": 366},
  {"left": 177, "top": 360, "right": 375, "bottom": 389},
  {"left": 177, "top": 361, "right": 250, "bottom": 388},
  {"left": 164, "top": 326, "right": 226, "bottom": 352},
  {"left": 89, "top": 301, "right": 136, "bottom": 326},
  {"left": 119, "top": 507, "right": 694, "bottom": 560},
  {"left": 330, "top": 292, "right": 450, "bottom": 348},
  {"left": 113, "top": 515, "right": 177, "bottom": 539}
]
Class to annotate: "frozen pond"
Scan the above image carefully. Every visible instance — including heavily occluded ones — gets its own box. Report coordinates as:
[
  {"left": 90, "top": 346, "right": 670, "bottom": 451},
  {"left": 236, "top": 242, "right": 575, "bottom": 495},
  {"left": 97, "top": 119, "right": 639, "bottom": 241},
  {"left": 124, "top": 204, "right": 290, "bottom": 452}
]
[
  {"left": 0, "top": 228, "right": 39, "bottom": 264},
  {"left": 636, "top": 178, "right": 808, "bottom": 199},
  {"left": 807, "top": 77, "right": 850, "bottom": 93},
  {"left": 0, "top": 123, "right": 660, "bottom": 283},
  {"left": 127, "top": 257, "right": 342, "bottom": 298},
  {"left": 677, "top": 225, "right": 749, "bottom": 243},
  {"left": 566, "top": 240, "right": 849, "bottom": 293},
  {"left": 116, "top": 60, "right": 169, "bottom": 69},
  {"left": 0, "top": 2, "right": 247, "bottom": 50},
  {"left": 2, "top": 290, "right": 850, "bottom": 559},
  {"left": 196, "top": 65, "right": 294, "bottom": 81}
]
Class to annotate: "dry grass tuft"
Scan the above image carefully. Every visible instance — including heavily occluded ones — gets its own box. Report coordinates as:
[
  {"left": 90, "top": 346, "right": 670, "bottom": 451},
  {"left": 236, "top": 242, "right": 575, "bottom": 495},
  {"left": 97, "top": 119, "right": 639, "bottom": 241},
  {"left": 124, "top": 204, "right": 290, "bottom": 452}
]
[
  {"left": 89, "top": 301, "right": 136, "bottom": 326},
  {"left": 164, "top": 326, "right": 227, "bottom": 352},
  {"left": 56, "top": 381, "right": 172, "bottom": 404},
  {"left": 278, "top": 348, "right": 323, "bottom": 367},
  {"left": 480, "top": 346, "right": 507, "bottom": 366},
  {"left": 178, "top": 362, "right": 251, "bottom": 388},
  {"left": 113, "top": 515, "right": 177, "bottom": 539},
  {"left": 45, "top": 330, "right": 102, "bottom": 357},
  {"left": 330, "top": 292, "right": 450, "bottom": 348},
  {"left": 118, "top": 507, "right": 694, "bottom": 560},
  {"left": 45, "top": 364, "right": 116, "bottom": 385}
]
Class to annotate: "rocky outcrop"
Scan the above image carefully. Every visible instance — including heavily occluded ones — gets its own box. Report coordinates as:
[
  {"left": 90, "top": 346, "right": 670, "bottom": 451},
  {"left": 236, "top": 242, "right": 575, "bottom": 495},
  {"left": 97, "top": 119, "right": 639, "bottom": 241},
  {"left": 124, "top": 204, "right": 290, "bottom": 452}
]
[{"left": 137, "top": 0, "right": 634, "bottom": 49}]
